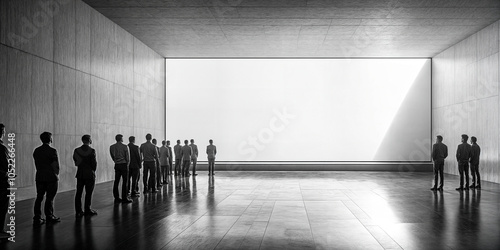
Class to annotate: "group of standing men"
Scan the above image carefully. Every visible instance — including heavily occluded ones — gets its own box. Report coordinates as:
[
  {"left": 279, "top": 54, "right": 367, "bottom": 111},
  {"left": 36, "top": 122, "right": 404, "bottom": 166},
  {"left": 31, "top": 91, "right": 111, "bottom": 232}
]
[
  {"left": 172, "top": 139, "right": 217, "bottom": 177},
  {"left": 110, "top": 134, "right": 218, "bottom": 202},
  {"left": 32, "top": 132, "right": 98, "bottom": 223},
  {"left": 431, "top": 134, "right": 481, "bottom": 191},
  {"left": 0, "top": 127, "right": 99, "bottom": 226},
  {"left": 0, "top": 121, "right": 219, "bottom": 234}
]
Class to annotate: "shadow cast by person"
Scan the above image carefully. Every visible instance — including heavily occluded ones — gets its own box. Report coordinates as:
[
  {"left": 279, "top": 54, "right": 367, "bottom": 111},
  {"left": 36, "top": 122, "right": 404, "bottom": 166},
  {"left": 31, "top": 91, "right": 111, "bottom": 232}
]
[
  {"left": 454, "top": 190, "right": 477, "bottom": 248},
  {"left": 40, "top": 220, "right": 57, "bottom": 250},
  {"left": 207, "top": 176, "right": 216, "bottom": 215},
  {"left": 467, "top": 189, "right": 481, "bottom": 243},
  {"left": 27, "top": 220, "right": 55, "bottom": 250},
  {"left": 208, "top": 175, "right": 215, "bottom": 191},
  {"left": 174, "top": 175, "right": 182, "bottom": 194},
  {"left": 112, "top": 201, "right": 122, "bottom": 225},
  {"left": 430, "top": 190, "right": 447, "bottom": 249},
  {"left": 73, "top": 217, "right": 96, "bottom": 249},
  {"left": 458, "top": 189, "right": 470, "bottom": 217},
  {"left": 164, "top": 174, "right": 174, "bottom": 197},
  {"left": 191, "top": 176, "right": 197, "bottom": 199},
  {"left": 183, "top": 177, "right": 191, "bottom": 195}
]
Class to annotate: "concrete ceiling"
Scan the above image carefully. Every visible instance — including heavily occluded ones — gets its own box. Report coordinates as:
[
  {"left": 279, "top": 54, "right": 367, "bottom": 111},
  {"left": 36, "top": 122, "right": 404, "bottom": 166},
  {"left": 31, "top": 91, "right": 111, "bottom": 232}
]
[{"left": 83, "top": 0, "right": 500, "bottom": 58}]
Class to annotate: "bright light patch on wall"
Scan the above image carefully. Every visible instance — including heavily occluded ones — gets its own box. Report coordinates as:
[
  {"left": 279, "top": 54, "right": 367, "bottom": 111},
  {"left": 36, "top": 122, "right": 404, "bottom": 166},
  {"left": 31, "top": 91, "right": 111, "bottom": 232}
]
[{"left": 166, "top": 59, "right": 431, "bottom": 162}]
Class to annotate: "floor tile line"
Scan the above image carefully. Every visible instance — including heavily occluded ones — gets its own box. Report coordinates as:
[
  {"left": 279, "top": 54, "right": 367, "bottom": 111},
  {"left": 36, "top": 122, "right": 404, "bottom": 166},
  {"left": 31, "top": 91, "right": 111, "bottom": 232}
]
[
  {"left": 301, "top": 198, "right": 318, "bottom": 248},
  {"left": 212, "top": 215, "right": 246, "bottom": 250},
  {"left": 159, "top": 213, "right": 207, "bottom": 249},
  {"left": 364, "top": 224, "right": 403, "bottom": 250},
  {"left": 341, "top": 196, "right": 402, "bottom": 250},
  {"left": 258, "top": 201, "right": 276, "bottom": 250}
]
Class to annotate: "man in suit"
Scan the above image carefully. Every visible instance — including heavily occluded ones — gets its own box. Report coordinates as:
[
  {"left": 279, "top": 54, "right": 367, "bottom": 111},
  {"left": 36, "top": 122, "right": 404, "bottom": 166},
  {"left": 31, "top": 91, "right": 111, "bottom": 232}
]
[
  {"left": 0, "top": 124, "right": 12, "bottom": 238},
  {"left": 73, "top": 134, "right": 98, "bottom": 217},
  {"left": 110, "top": 134, "right": 132, "bottom": 203},
  {"left": 166, "top": 140, "right": 173, "bottom": 175},
  {"left": 33, "top": 131, "right": 60, "bottom": 224},
  {"left": 189, "top": 139, "right": 199, "bottom": 176},
  {"left": 469, "top": 136, "right": 481, "bottom": 189},
  {"left": 128, "top": 136, "right": 142, "bottom": 197},
  {"left": 152, "top": 139, "right": 162, "bottom": 188},
  {"left": 174, "top": 140, "right": 182, "bottom": 176},
  {"left": 206, "top": 139, "right": 217, "bottom": 176},
  {"left": 456, "top": 134, "right": 472, "bottom": 191},
  {"left": 431, "top": 135, "right": 447, "bottom": 191},
  {"left": 141, "top": 134, "right": 158, "bottom": 193},
  {"left": 181, "top": 140, "right": 192, "bottom": 177},
  {"left": 159, "top": 140, "right": 169, "bottom": 184}
]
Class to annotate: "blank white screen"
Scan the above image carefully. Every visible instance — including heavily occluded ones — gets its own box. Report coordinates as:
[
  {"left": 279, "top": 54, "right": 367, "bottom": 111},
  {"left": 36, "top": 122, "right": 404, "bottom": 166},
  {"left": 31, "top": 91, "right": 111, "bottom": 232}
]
[{"left": 166, "top": 59, "right": 431, "bottom": 162}]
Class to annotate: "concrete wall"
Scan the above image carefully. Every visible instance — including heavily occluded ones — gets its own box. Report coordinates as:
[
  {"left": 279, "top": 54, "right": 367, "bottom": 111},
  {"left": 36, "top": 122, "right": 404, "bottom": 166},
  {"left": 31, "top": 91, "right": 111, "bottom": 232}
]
[
  {"left": 432, "top": 20, "right": 499, "bottom": 183},
  {"left": 0, "top": 0, "right": 165, "bottom": 199}
]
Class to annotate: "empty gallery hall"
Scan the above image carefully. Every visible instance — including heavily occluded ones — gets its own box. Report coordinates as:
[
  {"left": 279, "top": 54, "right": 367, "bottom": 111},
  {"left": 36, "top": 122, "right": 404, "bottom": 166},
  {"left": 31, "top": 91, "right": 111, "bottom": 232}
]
[{"left": 1, "top": 0, "right": 500, "bottom": 249}]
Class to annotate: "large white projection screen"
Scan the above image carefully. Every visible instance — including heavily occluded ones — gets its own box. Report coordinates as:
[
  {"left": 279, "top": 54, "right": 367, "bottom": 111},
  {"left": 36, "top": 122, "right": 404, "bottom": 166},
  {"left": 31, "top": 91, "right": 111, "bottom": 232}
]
[{"left": 166, "top": 59, "right": 431, "bottom": 162}]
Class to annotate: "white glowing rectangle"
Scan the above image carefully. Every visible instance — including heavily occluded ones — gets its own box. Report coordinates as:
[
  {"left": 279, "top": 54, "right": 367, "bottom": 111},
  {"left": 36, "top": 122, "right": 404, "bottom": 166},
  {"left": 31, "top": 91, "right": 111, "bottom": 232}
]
[{"left": 166, "top": 59, "right": 431, "bottom": 162}]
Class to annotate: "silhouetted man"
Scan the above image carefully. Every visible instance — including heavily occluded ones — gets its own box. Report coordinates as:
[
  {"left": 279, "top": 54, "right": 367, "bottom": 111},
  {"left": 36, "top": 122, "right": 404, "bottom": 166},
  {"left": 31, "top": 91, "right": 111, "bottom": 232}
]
[
  {"left": 470, "top": 136, "right": 481, "bottom": 189},
  {"left": 181, "top": 140, "right": 192, "bottom": 177},
  {"left": 456, "top": 134, "right": 472, "bottom": 191},
  {"left": 33, "top": 132, "right": 60, "bottom": 224},
  {"left": 431, "top": 135, "right": 447, "bottom": 191},
  {"left": 153, "top": 139, "right": 162, "bottom": 188},
  {"left": 174, "top": 140, "right": 182, "bottom": 176},
  {"left": 0, "top": 124, "right": 11, "bottom": 238},
  {"left": 128, "top": 136, "right": 142, "bottom": 197},
  {"left": 189, "top": 139, "right": 198, "bottom": 176},
  {"left": 159, "top": 140, "right": 169, "bottom": 184},
  {"left": 141, "top": 134, "right": 158, "bottom": 193},
  {"left": 206, "top": 139, "right": 217, "bottom": 176},
  {"left": 73, "top": 134, "right": 98, "bottom": 217},
  {"left": 166, "top": 140, "right": 173, "bottom": 175},
  {"left": 110, "top": 134, "right": 131, "bottom": 203}
]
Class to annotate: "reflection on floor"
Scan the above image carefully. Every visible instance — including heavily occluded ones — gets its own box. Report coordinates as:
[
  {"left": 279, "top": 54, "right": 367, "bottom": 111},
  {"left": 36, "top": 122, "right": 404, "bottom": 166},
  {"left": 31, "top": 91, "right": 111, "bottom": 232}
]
[{"left": 2, "top": 171, "right": 500, "bottom": 250}]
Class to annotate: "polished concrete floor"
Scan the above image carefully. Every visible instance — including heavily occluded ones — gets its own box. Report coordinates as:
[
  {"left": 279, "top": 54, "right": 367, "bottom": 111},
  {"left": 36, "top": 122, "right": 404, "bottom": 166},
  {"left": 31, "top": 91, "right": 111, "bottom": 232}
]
[{"left": 2, "top": 171, "right": 500, "bottom": 250}]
